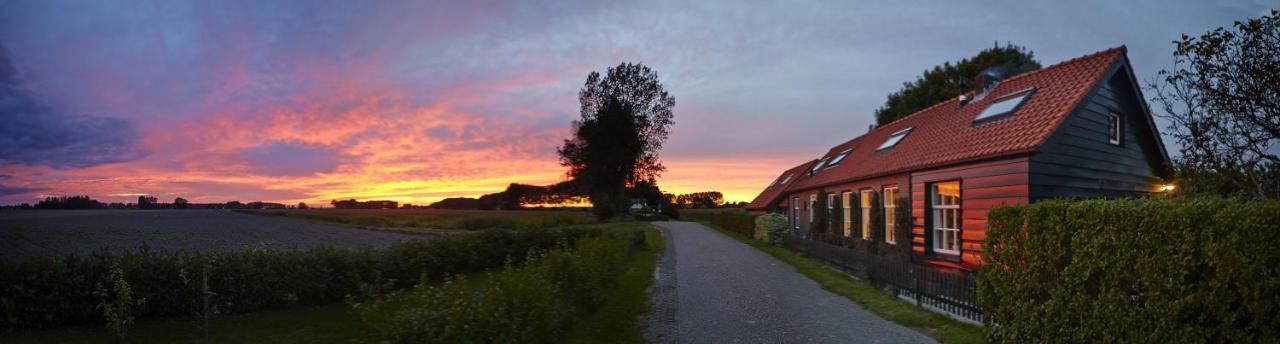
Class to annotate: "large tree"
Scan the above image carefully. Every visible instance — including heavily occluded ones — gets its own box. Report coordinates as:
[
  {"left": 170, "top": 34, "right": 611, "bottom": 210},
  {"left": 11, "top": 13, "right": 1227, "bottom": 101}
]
[
  {"left": 1149, "top": 10, "right": 1279, "bottom": 199},
  {"left": 873, "top": 43, "right": 1041, "bottom": 127},
  {"left": 559, "top": 62, "right": 675, "bottom": 219}
]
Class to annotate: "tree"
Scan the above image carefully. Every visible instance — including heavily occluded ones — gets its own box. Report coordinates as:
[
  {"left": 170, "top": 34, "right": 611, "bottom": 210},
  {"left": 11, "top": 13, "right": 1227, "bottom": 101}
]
[
  {"left": 174, "top": 198, "right": 188, "bottom": 209},
  {"left": 297, "top": 202, "right": 308, "bottom": 209},
  {"left": 673, "top": 191, "right": 724, "bottom": 208},
  {"left": 1149, "top": 10, "right": 1280, "bottom": 199},
  {"left": 874, "top": 43, "right": 1041, "bottom": 127},
  {"left": 559, "top": 62, "right": 675, "bottom": 219},
  {"left": 137, "top": 196, "right": 157, "bottom": 209}
]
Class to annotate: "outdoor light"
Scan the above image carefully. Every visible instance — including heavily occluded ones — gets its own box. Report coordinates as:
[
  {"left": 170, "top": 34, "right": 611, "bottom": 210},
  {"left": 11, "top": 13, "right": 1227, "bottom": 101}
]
[{"left": 1159, "top": 183, "right": 1177, "bottom": 192}]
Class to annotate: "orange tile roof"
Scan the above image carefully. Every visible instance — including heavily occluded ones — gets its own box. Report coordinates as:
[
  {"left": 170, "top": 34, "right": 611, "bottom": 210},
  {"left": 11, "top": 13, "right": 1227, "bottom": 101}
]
[
  {"left": 753, "top": 46, "right": 1127, "bottom": 205},
  {"left": 745, "top": 159, "right": 817, "bottom": 210}
]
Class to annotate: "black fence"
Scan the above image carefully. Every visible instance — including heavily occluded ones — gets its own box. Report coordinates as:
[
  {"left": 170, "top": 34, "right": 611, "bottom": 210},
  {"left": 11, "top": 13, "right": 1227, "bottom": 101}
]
[{"left": 781, "top": 235, "right": 983, "bottom": 323}]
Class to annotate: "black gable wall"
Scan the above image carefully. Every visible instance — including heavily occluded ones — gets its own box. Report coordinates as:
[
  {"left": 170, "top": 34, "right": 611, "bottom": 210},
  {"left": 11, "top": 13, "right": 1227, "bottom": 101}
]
[{"left": 1029, "top": 60, "right": 1171, "bottom": 201}]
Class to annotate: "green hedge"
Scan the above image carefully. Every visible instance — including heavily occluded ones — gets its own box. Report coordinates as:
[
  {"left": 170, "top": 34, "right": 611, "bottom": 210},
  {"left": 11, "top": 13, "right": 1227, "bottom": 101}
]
[
  {"left": 684, "top": 210, "right": 757, "bottom": 237},
  {"left": 979, "top": 197, "right": 1280, "bottom": 343},
  {"left": 353, "top": 228, "right": 647, "bottom": 342},
  {"left": 0, "top": 227, "right": 603, "bottom": 333}
]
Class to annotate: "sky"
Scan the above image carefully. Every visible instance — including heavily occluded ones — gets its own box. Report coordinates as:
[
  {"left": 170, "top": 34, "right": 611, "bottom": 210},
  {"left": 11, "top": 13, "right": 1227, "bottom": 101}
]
[{"left": 0, "top": 0, "right": 1273, "bottom": 206}]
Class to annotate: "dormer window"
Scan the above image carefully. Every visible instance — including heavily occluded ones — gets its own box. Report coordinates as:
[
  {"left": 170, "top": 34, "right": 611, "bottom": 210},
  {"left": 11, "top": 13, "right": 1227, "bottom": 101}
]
[
  {"left": 974, "top": 88, "right": 1035, "bottom": 123},
  {"left": 826, "top": 149, "right": 852, "bottom": 168},
  {"left": 877, "top": 128, "right": 912, "bottom": 151}
]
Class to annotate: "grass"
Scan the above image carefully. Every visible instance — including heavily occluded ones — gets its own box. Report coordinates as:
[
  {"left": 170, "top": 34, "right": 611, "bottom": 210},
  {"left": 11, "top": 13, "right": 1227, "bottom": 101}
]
[
  {"left": 2, "top": 303, "right": 360, "bottom": 344},
  {"left": 567, "top": 225, "right": 664, "bottom": 343},
  {"left": 693, "top": 219, "right": 987, "bottom": 344},
  {"left": 242, "top": 208, "right": 592, "bottom": 233}
]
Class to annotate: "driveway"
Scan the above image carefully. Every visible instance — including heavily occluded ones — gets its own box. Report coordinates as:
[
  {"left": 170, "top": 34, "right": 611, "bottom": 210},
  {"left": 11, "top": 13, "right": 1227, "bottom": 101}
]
[{"left": 649, "top": 221, "right": 935, "bottom": 344}]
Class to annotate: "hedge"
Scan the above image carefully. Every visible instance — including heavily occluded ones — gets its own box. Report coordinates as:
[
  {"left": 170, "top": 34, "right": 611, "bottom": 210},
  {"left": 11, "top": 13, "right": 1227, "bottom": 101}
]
[
  {"left": 979, "top": 197, "right": 1280, "bottom": 343},
  {"left": 353, "top": 228, "right": 647, "bottom": 342},
  {"left": 0, "top": 227, "right": 603, "bottom": 333},
  {"left": 684, "top": 210, "right": 757, "bottom": 237}
]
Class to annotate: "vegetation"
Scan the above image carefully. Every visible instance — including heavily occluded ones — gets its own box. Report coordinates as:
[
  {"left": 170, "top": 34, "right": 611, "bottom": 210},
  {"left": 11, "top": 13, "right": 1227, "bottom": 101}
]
[
  {"left": 3, "top": 303, "right": 360, "bottom": 343},
  {"left": 244, "top": 208, "right": 591, "bottom": 232},
  {"left": 695, "top": 217, "right": 986, "bottom": 344},
  {"left": 981, "top": 197, "right": 1280, "bottom": 343},
  {"left": 753, "top": 213, "right": 788, "bottom": 245},
  {"left": 352, "top": 226, "right": 650, "bottom": 343},
  {"left": 1149, "top": 10, "right": 1279, "bottom": 199},
  {"left": 566, "top": 228, "right": 664, "bottom": 343},
  {"left": 34, "top": 195, "right": 104, "bottom": 209},
  {"left": 672, "top": 191, "right": 724, "bottom": 208},
  {"left": 874, "top": 43, "right": 1041, "bottom": 127},
  {"left": 0, "top": 225, "right": 609, "bottom": 333},
  {"left": 681, "top": 209, "right": 757, "bottom": 237},
  {"left": 559, "top": 62, "right": 675, "bottom": 220}
]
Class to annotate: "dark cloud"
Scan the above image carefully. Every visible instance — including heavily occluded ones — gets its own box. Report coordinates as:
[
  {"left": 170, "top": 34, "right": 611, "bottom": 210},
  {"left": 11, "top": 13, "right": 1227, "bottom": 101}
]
[
  {"left": 0, "top": 184, "right": 46, "bottom": 197},
  {"left": 0, "top": 45, "right": 145, "bottom": 168}
]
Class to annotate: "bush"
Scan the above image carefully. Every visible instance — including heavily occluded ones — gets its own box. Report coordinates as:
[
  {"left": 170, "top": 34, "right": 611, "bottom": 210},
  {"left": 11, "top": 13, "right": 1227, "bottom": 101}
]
[
  {"left": 0, "top": 226, "right": 605, "bottom": 333},
  {"left": 353, "top": 229, "right": 646, "bottom": 343},
  {"left": 753, "top": 213, "right": 789, "bottom": 245},
  {"left": 979, "top": 197, "right": 1280, "bottom": 343}
]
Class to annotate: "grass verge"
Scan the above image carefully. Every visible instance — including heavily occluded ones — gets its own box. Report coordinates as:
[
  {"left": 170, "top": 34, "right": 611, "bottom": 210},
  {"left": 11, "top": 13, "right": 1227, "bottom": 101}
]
[
  {"left": 693, "top": 220, "right": 986, "bottom": 344},
  {"left": 2, "top": 303, "right": 360, "bottom": 343},
  {"left": 567, "top": 226, "right": 664, "bottom": 343}
]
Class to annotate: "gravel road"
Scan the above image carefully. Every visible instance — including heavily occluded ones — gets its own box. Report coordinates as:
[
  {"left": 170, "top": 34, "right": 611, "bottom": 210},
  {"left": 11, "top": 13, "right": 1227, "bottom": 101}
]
[
  {"left": 650, "top": 221, "right": 935, "bottom": 344},
  {"left": 0, "top": 210, "right": 422, "bottom": 260}
]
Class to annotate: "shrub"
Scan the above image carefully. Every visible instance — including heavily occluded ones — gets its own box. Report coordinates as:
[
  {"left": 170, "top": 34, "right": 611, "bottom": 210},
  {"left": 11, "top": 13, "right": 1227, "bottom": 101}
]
[
  {"left": 753, "top": 213, "right": 789, "bottom": 245},
  {"left": 0, "top": 226, "right": 606, "bottom": 333},
  {"left": 979, "top": 197, "right": 1280, "bottom": 343},
  {"left": 353, "top": 229, "right": 646, "bottom": 343},
  {"left": 684, "top": 210, "right": 757, "bottom": 237}
]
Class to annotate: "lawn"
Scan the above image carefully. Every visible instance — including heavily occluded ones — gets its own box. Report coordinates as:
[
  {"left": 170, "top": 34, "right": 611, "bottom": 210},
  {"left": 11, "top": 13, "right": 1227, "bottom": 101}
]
[
  {"left": 690, "top": 215, "right": 987, "bottom": 344},
  {"left": 243, "top": 208, "right": 592, "bottom": 233}
]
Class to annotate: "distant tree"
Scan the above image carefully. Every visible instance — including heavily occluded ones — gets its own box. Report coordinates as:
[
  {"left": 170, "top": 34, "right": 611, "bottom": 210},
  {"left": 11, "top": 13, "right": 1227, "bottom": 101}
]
[
  {"left": 559, "top": 62, "right": 675, "bottom": 219},
  {"left": 627, "top": 178, "right": 665, "bottom": 209},
  {"left": 1149, "top": 10, "right": 1280, "bottom": 199},
  {"left": 297, "top": 202, "right": 308, "bottom": 209},
  {"left": 136, "top": 196, "right": 158, "bottom": 209},
  {"left": 874, "top": 43, "right": 1041, "bottom": 127},
  {"left": 34, "top": 196, "right": 103, "bottom": 209},
  {"left": 174, "top": 198, "right": 188, "bottom": 209},
  {"left": 674, "top": 191, "right": 724, "bottom": 208},
  {"left": 224, "top": 201, "right": 243, "bottom": 209}
]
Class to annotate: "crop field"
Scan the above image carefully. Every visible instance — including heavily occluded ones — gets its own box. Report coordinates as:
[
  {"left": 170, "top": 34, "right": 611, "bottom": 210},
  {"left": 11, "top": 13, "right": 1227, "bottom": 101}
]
[
  {"left": 0, "top": 209, "right": 420, "bottom": 260},
  {"left": 244, "top": 208, "right": 592, "bottom": 232}
]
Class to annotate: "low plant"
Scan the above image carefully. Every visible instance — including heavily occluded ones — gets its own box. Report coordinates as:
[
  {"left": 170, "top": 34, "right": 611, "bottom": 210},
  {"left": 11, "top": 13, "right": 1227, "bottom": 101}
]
[{"left": 753, "top": 213, "right": 788, "bottom": 245}]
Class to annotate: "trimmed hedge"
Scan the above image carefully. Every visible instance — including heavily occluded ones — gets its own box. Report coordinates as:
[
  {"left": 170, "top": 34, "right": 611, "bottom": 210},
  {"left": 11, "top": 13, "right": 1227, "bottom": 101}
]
[
  {"left": 353, "top": 228, "right": 647, "bottom": 342},
  {"left": 979, "top": 197, "right": 1280, "bottom": 343},
  {"left": 684, "top": 210, "right": 757, "bottom": 237},
  {"left": 0, "top": 227, "right": 603, "bottom": 333}
]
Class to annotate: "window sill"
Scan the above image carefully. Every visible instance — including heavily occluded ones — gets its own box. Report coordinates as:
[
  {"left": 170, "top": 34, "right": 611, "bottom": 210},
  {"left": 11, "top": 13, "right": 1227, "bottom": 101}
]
[{"left": 925, "top": 252, "right": 962, "bottom": 263}]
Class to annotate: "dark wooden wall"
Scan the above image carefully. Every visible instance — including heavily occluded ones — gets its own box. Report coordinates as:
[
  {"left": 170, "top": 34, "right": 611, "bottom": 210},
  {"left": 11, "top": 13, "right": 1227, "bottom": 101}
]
[
  {"left": 911, "top": 156, "right": 1030, "bottom": 270},
  {"left": 1029, "top": 63, "right": 1170, "bottom": 201}
]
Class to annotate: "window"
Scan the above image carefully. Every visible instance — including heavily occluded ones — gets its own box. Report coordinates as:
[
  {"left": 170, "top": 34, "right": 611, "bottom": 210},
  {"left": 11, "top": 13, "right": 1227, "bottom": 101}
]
[
  {"left": 1108, "top": 112, "right": 1122, "bottom": 145},
  {"left": 810, "top": 158, "right": 828, "bottom": 174},
  {"left": 877, "top": 128, "right": 912, "bottom": 150},
  {"left": 791, "top": 197, "right": 800, "bottom": 230},
  {"left": 841, "top": 191, "right": 853, "bottom": 237},
  {"left": 974, "top": 88, "right": 1035, "bottom": 123},
  {"left": 884, "top": 186, "right": 898, "bottom": 244},
  {"left": 771, "top": 173, "right": 793, "bottom": 188},
  {"left": 808, "top": 194, "right": 816, "bottom": 225},
  {"left": 931, "top": 181, "right": 961, "bottom": 255},
  {"left": 826, "top": 149, "right": 852, "bottom": 167},
  {"left": 860, "top": 190, "right": 873, "bottom": 239}
]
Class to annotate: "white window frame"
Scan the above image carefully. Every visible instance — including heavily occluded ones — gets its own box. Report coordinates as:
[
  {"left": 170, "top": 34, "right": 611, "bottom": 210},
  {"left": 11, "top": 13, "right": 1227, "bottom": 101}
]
[
  {"left": 1108, "top": 112, "right": 1122, "bottom": 145},
  {"left": 841, "top": 191, "right": 853, "bottom": 237},
  {"left": 827, "top": 149, "right": 852, "bottom": 167},
  {"left": 826, "top": 193, "right": 837, "bottom": 232},
  {"left": 808, "top": 194, "right": 816, "bottom": 225},
  {"left": 876, "top": 128, "right": 912, "bottom": 151},
  {"left": 884, "top": 186, "right": 898, "bottom": 244},
  {"left": 791, "top": 197, "right": 800, "bottom": 230},
  {"left": 974, "top": 88, "right": 1035, "bottom": 122},
  {"left": 811, "top": 158, "right": 828, "bottom": 173},
  {"left": 931, "top": 181, "right": 961, "bottom": 255},
  {"left": 860, "top": 189, "right": 873, "bottom": 239}
]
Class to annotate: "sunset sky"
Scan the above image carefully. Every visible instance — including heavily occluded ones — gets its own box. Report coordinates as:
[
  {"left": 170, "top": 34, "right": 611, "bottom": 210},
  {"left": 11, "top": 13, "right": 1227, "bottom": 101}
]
[{"left": 0, "top": 1, "right": 1271, "bottom": 205}]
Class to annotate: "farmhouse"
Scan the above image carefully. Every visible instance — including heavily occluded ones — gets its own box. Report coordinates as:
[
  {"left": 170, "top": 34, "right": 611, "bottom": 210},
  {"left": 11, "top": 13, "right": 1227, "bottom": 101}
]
[{"left": 747, "top": 47, "right": 1171, "bottom": 271}]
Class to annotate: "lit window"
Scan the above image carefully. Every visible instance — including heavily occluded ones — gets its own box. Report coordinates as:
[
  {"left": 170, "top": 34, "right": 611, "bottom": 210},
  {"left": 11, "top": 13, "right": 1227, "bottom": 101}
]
[
  {"left": 877, "top": 128, "right": 912, "bottom": 151},
  {"left": 808, "top": 194, "right": 816, "bottom": 224},
  {"left": 931, "top": 181, "right": 961, "bottom": 255},
  {"left": 841, "top": 192, "right": 853, "bottom": 237},
  {"left": 884, "top": 186, "right": 898, "bottom": 244},
  {"left": 860, "top": 190, "right": 873, "bottom": 239},
  {"left": 826, "top": 149, "right": 852, "bottom": 167},
  {"left": 975, "top": 88, "right": 1035, "bottom": 123},
  {"left": 792, "top": 197, "right": 800, "bottom": 230},
  {"left": 1108, "top": 112, "right": 1122, "bottom": 145}
]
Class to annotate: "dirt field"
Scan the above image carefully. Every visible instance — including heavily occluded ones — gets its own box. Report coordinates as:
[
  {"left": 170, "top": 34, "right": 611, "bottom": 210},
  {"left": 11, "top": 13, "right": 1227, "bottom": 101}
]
[{"left": 0, "top": 210, "right": 422, "bottom": 260}]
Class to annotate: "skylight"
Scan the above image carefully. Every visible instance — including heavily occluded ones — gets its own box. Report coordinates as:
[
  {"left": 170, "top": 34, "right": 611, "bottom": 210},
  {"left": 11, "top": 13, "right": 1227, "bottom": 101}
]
[
  {"left": 877, "top": 128, "right": 912, "bottom": 150},
  {"left": 810, "top": 158, "right": 828, "bottom": 173},
  {"left": 826, "top": 149, "right": 852, "bottom": 167},
  {"left": 975, "top": 88, "right": 1035, "bottom": 123},
  {"left": 774, "top": 173, "right": 793, "bottom": 187}
]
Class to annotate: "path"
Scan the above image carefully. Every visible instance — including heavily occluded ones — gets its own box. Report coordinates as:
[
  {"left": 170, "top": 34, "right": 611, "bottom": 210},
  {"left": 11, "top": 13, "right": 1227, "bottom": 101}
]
[{"left": 649, "top": 221, "right": 935, "bottom": 344}]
